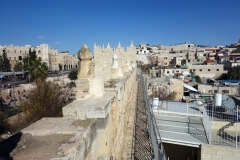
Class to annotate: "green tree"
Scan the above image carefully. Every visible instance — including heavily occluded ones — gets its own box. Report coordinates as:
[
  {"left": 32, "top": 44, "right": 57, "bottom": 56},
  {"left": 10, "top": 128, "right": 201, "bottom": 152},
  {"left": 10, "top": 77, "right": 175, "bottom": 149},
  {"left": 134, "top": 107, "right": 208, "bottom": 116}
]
[
  {"left": 1, "top": 49, "right": 11, "bottom": 72},
  {"left": 229, "top": 66, "right": 240, "bottom": 79},
  {"left": 0, "top": 55, "right": 2, "bottom": 71},
  {"left": 68, "top": 68, "right": 78, "bottom": 81},
  {"left": 28, "top": 57, "right": 48, "bottom": 81},
  {"left": 195, "top": 75, "right": 202, "bottom": 83},
  {"left": 23, "top": 48, "right": 37, "bottom": 70},
  {"left": 13, "top": 62, "right": 23, "bottom": 72},
  {"left": 21, "top": 80, "right": 70, "bottom": 123},
  {"left": 0, "top": 112, "right": 9, "bottom": 135},
  {"left": 218, "top": 66, "right": 240, "bottom": 80}
]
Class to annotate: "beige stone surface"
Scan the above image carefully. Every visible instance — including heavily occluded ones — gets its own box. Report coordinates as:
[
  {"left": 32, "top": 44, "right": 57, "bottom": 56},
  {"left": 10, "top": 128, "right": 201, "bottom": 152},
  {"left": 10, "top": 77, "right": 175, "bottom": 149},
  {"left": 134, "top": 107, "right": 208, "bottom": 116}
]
[
  {"left": 201, "top": 144, "right": 240, "bottom": 160},
  {"left": 1, "top": 68, "right": 137, "bottom": 160},
  {"left": 90, "top": 78, "right": 104, "bottom": 97},
  {"left": 170, "top": 79, "right": 184, "bottom": 101},
  {"left": 75, "top": 79, "right": 90, "bottom": 100},
  {"left": 77, "top": 45, "right": 94, "bottom": 79},
  {"left": 11, "top": 134, "right": 73, "bottom": 160}
]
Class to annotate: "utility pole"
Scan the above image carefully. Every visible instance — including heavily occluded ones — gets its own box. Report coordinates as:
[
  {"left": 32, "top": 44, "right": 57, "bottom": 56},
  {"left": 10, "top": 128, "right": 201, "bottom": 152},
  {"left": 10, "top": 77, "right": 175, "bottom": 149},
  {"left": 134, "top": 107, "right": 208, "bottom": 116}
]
[{"left": 12, "top": 74, "right": 16, "bottom": 108}]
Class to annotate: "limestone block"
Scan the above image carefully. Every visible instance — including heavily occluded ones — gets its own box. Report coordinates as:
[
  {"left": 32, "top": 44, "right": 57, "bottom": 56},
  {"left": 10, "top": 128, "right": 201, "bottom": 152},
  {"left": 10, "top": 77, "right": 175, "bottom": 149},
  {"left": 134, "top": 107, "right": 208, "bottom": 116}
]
[
  {"left": 49, "top": 157, "right": 69, "bottom": 160},
  {"left": 122, "top": 66, "right": 129, "bottom": 73},
  {"left": 75, "top": 79, "right": 90, "bottom": 100},
  {"left": 78, "top": 60, "right": 94, "bottom": 78},
  {"left": 128, "top": 65, "right": 132, "bottom": 71},
  {"left": 131, "top": 61, "right": 136, "bottom": 68},
  {"left": 111, "top": 68, "right": 117, "bottom": 78},
  {"left": 117, "top": 68, "right": 124, "bottom": 77},
  {"left": 62, "top": 100, "right": 87, "bottom": 120},
  {"left": 90, "top": 78, "right": 104, "bottom": 97}
]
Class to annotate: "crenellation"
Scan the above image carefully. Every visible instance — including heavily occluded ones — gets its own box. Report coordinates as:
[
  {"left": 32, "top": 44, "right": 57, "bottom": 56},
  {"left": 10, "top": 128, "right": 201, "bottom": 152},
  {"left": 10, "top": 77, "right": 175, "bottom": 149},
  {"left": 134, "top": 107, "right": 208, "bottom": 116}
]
[{"left": 94, "top": 41, "right": 137, "bottom": 81}]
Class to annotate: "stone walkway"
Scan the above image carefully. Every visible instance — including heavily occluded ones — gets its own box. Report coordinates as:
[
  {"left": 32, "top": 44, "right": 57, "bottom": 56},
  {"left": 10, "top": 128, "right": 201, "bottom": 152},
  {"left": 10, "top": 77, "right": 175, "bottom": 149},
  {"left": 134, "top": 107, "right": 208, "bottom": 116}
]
[
  {"left": 121, "top": 80, "right": 138, "bottom": 159},
  {"left": 122, "top": 77, "right": 153, "bottom": 159}
]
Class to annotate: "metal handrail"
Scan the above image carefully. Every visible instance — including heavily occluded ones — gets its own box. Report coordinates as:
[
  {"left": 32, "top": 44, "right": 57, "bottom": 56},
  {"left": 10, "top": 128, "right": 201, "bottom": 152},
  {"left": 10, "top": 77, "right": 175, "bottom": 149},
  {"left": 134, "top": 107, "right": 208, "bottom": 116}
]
[{"left": 140, "top": 72, "right": 167, "bottom": 160}]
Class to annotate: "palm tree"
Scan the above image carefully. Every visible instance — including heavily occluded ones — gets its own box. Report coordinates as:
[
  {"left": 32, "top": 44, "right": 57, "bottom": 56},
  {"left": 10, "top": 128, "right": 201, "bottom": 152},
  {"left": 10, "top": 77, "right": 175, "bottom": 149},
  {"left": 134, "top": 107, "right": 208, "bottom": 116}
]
[{"left": 28, "top": 57, "right": 48, "bottom": 82}]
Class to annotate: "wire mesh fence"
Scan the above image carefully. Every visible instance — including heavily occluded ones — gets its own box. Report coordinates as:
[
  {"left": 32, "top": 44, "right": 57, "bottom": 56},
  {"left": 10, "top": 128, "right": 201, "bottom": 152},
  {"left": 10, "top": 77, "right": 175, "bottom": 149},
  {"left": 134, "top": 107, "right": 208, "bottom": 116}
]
[{"left": 205, "top": 104, "right": 240, "bottom": 148}]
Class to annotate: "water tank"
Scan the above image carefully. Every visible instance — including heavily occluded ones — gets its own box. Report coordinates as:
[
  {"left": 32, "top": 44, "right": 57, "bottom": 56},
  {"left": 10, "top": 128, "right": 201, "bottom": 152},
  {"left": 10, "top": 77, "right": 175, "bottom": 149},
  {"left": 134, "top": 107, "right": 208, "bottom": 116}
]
[
  {"left": 152, "top": 98, "right": 159, "bottom": 108},
  {"left": 214, "top": 93, "right": 222, "bottom": 106}
]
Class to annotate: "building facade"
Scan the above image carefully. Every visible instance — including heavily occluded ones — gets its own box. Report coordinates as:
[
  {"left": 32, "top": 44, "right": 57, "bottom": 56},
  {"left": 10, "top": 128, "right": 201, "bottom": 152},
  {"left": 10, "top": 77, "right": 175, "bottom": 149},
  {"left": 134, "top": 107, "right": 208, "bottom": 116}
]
[{"left": 0, "top": 44, "right": 79, "bottom": 71}]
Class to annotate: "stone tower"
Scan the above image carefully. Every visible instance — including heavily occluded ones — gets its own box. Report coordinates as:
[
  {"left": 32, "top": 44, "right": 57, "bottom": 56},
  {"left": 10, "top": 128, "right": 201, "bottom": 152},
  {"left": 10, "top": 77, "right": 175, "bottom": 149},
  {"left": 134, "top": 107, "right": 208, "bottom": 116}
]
[{"left": 77, "top": 44, "right": 94, "bottom": 79}]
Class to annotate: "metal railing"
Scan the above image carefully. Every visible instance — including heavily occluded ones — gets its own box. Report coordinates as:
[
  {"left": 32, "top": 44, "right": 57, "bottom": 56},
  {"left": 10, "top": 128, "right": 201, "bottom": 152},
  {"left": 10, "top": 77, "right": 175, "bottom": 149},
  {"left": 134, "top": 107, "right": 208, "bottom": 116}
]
[
  {"left": 141, "top": 74, "right": 167, "bottom": 160},
  {"left": 202, "top": 106, "right": 211, "bottom": 144},
  {"left": 155, "top": 101, "right": 202, "bottom": 117},
  {"left": 205, "top": 105, "right": 240, "bottom": 148}
]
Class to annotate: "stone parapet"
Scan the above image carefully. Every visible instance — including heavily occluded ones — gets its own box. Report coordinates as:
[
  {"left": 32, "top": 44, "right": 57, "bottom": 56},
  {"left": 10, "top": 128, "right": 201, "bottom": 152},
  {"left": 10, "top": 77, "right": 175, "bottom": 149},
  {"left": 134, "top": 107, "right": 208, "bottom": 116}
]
[{"left": 9, "top": 68, "right": 136, "bottom": 160}]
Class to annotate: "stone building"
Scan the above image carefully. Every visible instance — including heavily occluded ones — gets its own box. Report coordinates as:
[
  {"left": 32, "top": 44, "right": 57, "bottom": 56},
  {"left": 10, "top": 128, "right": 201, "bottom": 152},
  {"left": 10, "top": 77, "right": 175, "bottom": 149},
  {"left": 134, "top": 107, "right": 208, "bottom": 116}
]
[
  {"left": 34, "top": 44, "right": 58, "bottom": 67},
  {"left": 0, "top": 44, "right": 79, "bottom": 71},
  {"left": 50, "top": 51, "right": 79, "bottom": 71},
  {"left": 0, "top": 44, "right": 31, "bottom": 68}
]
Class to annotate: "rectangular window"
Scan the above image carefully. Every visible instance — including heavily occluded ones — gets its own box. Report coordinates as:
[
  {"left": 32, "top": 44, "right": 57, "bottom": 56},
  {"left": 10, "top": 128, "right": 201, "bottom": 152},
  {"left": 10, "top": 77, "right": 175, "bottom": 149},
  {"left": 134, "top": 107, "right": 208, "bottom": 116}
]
[
  {"left": 9, "top": 57, "right": 11, "bottom": 60},
  {"left": 14, "top": 57, "right": 16, "bottom": 60},
  {"left": 200, "top": 69, "right": 202, "bottom": 71},
  {"left": 216, "top": 69, "right": 219, "bottom": 71},
  {"left": 167, "top": 71, "right": 169, "bottom": 73},
  {"left": 222, "top": 90, "right": 229, "bottom": 94},
  {"left": 208, "top": 69, "right": 211, "bottom": 71},
  {"left": 193, "top": 69, "right": 195, "bottom": 71}
]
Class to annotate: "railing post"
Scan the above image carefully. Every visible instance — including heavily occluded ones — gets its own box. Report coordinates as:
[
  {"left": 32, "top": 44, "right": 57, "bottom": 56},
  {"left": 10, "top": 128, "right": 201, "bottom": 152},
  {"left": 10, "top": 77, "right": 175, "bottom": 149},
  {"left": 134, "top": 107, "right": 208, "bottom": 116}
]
[
  {"left": 187, "top": 103, "right": 189, "bottom": 115},
  {"left": 236, "top": 105, "right": 238, "bottom": 148}
]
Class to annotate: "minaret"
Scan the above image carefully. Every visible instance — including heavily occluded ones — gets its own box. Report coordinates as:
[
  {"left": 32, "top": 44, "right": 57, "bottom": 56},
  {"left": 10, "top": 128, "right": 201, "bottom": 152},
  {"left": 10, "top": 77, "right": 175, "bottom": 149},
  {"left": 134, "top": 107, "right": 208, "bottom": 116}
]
[
  {"left": 112, "top": 54, "right": 118, "bottom": 69},
  {"left": 107, "top": 42, "right": 111, "bottom": 48},
  {"left": 118, "top": 42, "right": 121, "bottom": 48},
  {"left": 130, "top": 40, "right": 134, "bottom": 47}
]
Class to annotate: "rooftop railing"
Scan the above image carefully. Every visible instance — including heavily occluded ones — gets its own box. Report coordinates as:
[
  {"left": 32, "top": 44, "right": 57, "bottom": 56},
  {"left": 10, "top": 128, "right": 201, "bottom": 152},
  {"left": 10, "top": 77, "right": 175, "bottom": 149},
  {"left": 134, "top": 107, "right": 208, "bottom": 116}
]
[{"left": 141, "top": 72, "right": 167, "bottom": 160}]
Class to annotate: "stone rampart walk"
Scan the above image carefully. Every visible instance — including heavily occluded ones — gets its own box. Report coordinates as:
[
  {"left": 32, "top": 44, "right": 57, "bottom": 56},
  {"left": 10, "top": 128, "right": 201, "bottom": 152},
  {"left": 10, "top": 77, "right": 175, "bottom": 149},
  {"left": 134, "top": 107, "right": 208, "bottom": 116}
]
[
  {"left": 122, "top": 78, "right": 152, "bottom": 159},
  {"left": 121, "top": 79, "right": 138, "bottom": 159}
]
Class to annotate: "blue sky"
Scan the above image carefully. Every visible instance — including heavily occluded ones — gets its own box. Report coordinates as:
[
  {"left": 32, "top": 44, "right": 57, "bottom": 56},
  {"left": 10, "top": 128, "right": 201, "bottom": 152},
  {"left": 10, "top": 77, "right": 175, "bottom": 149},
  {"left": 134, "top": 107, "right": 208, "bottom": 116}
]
[{"left": 0, "top": 0, "right": 240, "bottom": 55}]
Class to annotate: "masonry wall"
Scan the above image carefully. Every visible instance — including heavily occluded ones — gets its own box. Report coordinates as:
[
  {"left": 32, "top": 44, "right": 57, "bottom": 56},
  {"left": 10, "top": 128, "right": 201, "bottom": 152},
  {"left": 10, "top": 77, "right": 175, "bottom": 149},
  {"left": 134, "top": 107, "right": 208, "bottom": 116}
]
[
  {"left": 201, "top": 144, "right": 240, "bottom": 160},
  {"left": 94, "top": 42, "right": 136, "bottom": 81}
]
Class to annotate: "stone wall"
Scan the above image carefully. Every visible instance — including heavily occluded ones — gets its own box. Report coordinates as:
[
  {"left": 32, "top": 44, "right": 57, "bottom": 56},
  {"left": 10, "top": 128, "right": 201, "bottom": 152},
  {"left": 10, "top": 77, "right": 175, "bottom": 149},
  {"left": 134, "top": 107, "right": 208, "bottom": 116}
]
[
  {"left": 94, "top": 42, "right": 136, "bottom": 81},
  {"left": 201, "top": 144, "right": 240, "bottom": 160},
  {"left": 9, "top": 68, "right": 136, "bottom": 160}
]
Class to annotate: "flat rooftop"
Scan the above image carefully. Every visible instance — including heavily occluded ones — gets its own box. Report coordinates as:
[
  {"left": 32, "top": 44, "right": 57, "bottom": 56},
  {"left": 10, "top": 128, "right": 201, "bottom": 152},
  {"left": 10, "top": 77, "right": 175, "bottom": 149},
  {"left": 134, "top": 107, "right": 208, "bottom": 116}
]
[{"left": 154, "top": 114, "right": 208, "bottom": 147}]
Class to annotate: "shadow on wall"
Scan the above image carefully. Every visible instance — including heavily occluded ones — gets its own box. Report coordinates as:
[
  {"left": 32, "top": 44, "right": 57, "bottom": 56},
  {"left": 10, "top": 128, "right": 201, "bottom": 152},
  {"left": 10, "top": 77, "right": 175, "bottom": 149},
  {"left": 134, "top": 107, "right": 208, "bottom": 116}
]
[{"left": 0, "top": 132, "right": 22, "bottom": 160}]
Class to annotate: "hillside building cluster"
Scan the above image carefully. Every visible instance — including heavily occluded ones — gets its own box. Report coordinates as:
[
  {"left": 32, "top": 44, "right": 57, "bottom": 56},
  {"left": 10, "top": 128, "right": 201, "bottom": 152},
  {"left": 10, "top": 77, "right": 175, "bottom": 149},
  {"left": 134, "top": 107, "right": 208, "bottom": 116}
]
[{"left": 138, "top": 40, "right": 240, "bottom": 79}]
